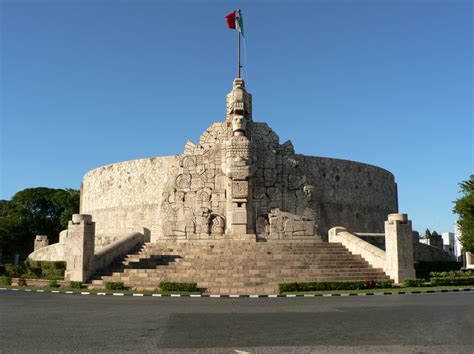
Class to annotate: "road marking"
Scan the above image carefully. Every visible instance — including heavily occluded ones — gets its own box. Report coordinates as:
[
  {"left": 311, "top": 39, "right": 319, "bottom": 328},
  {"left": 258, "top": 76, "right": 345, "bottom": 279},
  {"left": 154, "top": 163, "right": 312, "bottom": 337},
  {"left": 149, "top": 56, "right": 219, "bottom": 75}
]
[{"left": 6, "top": 287, "right": 474, "bottom": 298}]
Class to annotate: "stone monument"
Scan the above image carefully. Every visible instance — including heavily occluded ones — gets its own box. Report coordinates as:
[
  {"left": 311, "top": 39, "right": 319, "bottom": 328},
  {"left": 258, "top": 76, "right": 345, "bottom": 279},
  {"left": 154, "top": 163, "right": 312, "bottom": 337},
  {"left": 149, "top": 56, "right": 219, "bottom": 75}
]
[{"left": 79, "top": 77, "right": 398, "bottom": 246}]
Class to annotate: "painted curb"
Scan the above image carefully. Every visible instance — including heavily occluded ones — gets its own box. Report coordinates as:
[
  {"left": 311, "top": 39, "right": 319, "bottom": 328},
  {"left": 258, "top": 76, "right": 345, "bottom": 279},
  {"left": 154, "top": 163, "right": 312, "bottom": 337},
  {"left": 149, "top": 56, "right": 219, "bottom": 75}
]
[{"left": 0, "top": 287, "right": 473, "bottom": 298}]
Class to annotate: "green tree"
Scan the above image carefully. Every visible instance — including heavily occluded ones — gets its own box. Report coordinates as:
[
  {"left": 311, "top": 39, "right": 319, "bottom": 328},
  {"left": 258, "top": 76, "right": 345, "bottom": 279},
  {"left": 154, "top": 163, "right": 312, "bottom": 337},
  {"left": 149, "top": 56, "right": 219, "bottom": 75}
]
[
  {"left": 0, "top": 187, "right": 80, "bottom": 259},
  {"left": 453, "top": 175, "right": 474, "bottom": 252},
  {"left": 424, "top": 229, "right": 432, "bottom": 239}
]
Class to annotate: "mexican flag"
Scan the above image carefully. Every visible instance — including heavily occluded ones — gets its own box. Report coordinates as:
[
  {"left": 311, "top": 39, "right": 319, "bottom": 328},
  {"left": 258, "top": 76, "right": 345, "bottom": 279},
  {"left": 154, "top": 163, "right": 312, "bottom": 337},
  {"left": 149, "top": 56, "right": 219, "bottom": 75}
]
[{"left": 226, "top": 10, "right": 244, "bottom": 37}]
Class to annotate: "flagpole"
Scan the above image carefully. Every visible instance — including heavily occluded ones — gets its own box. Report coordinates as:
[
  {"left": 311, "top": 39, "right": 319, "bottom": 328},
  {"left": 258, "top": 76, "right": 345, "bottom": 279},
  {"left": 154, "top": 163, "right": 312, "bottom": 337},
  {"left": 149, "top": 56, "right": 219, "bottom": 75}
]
[{"left": 237, "top": 24, "right": 241, "bottom": 78}]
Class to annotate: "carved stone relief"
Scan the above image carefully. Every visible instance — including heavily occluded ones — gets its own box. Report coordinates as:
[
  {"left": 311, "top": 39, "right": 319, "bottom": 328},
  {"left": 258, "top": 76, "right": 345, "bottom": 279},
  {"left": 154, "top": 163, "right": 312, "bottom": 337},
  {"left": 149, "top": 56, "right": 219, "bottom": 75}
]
[{"left": 160, "top": 79, "right": 319, "bottom": 240}]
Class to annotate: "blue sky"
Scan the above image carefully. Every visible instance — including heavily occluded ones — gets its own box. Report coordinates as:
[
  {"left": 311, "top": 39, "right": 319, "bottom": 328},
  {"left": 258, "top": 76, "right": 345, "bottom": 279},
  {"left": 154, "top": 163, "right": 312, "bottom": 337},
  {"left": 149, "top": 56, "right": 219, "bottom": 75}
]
[{"left": 1, "top": 0, "right": 472, "bottom": 235}]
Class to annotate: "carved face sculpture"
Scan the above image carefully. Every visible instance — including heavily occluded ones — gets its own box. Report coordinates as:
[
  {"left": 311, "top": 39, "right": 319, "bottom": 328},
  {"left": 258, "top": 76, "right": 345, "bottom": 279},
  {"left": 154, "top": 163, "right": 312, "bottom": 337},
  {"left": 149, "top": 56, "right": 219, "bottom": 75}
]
[{"left": 232, "top": 115, "right": 246, "bottom": 134}]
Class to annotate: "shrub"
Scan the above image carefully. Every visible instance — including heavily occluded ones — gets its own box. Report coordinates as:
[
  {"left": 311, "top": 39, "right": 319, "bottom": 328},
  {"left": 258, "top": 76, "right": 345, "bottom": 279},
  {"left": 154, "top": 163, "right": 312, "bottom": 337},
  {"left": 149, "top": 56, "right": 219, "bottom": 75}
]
[
  {"left": 159, "top": 282, "right": 198, "bottom": 292},
  {"left": 69, "top": 281, "right": 82, "bottom": 289},
  {"left": 25, "top": 261, "right": 66, "bottom": 280},
  {"left": 279, "top": 282, "right": 300, "bottom": 293},
  {"left": 403, "top": 279, "right": 425, "bottom": 287},
  {"left": 5, "top": 264, "right": 26, "bottom": 278},
  {"left": 430, "top": 270, "right": 474, "bottom": 278},
  {"left": 430, "top": 277, "right": 474, "bottom": 286},
  {"left": 0, "top": 276, "right": 11, "bottom": 286},
  {"left": 376, "top": 281, "right": 394, "bottom": 289},
  {"left": 4, "top": 261, "right": 66, "bottom": 280},
  {"left": 415, "top": 261, "right": 462, "bottom": 279},
  {"left": 105, "top": 281, "right": 126, "bottom": 290},
  {"left": 48, "top": 280, "right": 60, "bottom": 288},
  {"left": 18, "top": 278, "right": 27, "bottom": 286},
  {"left": 278, "top": 280, "right": 393, "bottom": 293}
]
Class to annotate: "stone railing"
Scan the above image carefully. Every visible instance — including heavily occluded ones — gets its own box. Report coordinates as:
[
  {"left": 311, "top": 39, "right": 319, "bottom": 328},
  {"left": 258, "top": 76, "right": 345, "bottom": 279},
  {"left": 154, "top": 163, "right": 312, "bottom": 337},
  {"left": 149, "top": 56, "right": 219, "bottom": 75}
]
[
  {"left": 329, "top": 213, "right": 416, "bottom": 284},
  {"left": 28, "top": 214, "right": 146, "bottom": 282},
  {"left": 329, "top": 227, "right": 386, "bottom": 271},
  {"left": 27, "top": 241, "right": 67, "bottom": 262},
  {"left": 93, "top": 232, "right": 145, "bottom": 274}
]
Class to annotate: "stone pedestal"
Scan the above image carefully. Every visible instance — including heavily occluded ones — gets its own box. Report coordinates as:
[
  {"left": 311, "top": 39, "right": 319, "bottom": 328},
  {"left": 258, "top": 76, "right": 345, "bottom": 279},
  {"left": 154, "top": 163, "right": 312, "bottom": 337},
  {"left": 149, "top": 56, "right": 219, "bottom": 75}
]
[
  {"left": 466, "top": 252, "right": 474, "bottom": 269},
  {"left": 64, "top": 214, "right": 95, "bottom": 282},
  {"left": 34, "top": 235, "right": 49, "bottom": 251},
  {"left": 384, "top": 213, "right": 416, "bottom": 283}
]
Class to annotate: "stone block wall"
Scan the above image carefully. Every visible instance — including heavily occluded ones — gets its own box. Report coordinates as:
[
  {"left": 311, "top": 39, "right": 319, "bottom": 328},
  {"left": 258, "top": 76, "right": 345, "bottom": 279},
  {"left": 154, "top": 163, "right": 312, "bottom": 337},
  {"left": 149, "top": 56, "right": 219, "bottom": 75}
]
[
  {"left": 80, "top": 152, "right": 397, "bottom": 245},
  {"left": 302, "top": 156, "right": 397, "bottom": 237},
  {"left": 80, "top": 156, "right": 177, "bottom": 246}
]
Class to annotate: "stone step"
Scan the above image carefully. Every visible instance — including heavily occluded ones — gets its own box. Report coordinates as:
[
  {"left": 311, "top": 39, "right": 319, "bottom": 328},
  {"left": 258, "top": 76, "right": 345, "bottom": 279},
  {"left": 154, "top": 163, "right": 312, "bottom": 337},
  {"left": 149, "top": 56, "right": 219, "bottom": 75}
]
[{"left": 89, "top": 240, "right": 392, "bottom": 294}]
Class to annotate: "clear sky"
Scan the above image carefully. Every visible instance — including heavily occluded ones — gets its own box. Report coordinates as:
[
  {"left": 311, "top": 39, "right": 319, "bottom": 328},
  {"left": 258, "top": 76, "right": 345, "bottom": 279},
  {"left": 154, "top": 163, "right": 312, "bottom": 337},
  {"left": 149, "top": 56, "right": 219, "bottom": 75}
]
[{"left": 1, "top": 0, "right": 472, "bottom": 235}]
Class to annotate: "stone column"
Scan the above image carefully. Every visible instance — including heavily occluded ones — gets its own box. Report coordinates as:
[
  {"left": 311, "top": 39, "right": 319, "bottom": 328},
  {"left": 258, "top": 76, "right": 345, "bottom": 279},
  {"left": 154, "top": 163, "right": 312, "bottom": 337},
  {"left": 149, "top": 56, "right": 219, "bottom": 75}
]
[
  {"left": 64, "top": 214, "right": 95, "bottom": 282},
  {"left": 384, "top": 213, "right": 416, "bottom": 283},
  {"left": 34, "top": 235, "right": 49, "bottom": 251},
  {"left": 466, "top": 252, "right": 474, "bottom": 269},
  {"left": 223, "top": 78, "right": 254, "bottom": 236}
]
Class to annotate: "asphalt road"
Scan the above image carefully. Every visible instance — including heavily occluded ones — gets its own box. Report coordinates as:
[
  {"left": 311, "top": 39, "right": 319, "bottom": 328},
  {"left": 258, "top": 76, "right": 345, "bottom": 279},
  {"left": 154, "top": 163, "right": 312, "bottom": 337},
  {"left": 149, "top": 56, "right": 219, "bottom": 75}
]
[{"left": 0, "top": 291, "right": 473, "bottom": 353}]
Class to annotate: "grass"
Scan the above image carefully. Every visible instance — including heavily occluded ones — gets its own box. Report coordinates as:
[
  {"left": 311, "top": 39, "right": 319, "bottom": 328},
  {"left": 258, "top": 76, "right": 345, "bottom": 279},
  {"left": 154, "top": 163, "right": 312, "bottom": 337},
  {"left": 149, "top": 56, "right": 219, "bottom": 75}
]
[
  {"left": 0, "top": 285, "right": 201, "bottom": 296},
  {"left": 1, "top": 284, "right": 472, "bottom": 296},
  {"left": 281, "top": 285, "right": 474, "bottom": 295}
]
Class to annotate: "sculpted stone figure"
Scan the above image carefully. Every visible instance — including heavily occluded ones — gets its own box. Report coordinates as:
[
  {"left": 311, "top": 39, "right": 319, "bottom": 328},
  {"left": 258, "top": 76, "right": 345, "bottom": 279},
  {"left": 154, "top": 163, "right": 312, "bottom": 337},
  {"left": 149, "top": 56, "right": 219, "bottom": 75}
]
[
  {"left": 232, "top": 115, "right": 246, "bottom": 136},
  {"left": 304, "top": 184, "right": 315, "bottom": 202},
  {"left": 199, "top": 207, "right": 212, "bottom": 235},
  {"left": 267, "top": 208, "right": 315, "bottom": 239}
]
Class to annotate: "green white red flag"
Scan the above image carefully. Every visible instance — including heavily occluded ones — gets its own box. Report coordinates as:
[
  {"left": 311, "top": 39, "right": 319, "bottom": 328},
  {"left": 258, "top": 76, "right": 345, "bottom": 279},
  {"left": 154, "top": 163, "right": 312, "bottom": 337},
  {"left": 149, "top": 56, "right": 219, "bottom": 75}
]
[{"left": 226, "top": 10, "right": 244, "bottom": 37}]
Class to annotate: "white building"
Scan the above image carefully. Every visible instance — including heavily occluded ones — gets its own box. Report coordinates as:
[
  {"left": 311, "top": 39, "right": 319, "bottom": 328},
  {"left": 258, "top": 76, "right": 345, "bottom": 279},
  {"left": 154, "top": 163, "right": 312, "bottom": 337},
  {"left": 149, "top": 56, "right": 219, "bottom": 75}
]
[
  {"left": 454, "top": 222, "right": 463, "bottom": 260},
  {"left": 442, "top": 232, "right": 455, "bottom": 256}
]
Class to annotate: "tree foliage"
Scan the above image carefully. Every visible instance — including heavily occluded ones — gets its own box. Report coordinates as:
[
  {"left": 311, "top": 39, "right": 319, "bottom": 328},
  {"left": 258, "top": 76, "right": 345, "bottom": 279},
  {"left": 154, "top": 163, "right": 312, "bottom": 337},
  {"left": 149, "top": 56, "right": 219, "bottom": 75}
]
[
  {"left": 453, "top": 175, "right": 474, "bottom": 252},
  {"left": 0, "top": 188, "right": 80, "bottom": 259}
]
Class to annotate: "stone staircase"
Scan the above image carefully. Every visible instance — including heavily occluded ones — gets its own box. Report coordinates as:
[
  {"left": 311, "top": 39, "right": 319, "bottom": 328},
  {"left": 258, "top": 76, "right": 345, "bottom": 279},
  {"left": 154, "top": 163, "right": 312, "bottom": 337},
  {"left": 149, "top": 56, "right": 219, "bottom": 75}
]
[{"left": 88, "top": 239, "right": 391, "bottom": 294}]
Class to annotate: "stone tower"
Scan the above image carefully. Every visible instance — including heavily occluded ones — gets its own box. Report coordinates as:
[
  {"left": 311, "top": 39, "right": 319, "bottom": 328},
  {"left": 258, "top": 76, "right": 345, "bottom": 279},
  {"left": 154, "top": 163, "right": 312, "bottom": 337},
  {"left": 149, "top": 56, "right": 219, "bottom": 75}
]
[
  {"left": 159, "top": 77, "right": 318, "bottom": 241},
  {"left": 224, "top": 78, "right": 254, "bottom": 235}
]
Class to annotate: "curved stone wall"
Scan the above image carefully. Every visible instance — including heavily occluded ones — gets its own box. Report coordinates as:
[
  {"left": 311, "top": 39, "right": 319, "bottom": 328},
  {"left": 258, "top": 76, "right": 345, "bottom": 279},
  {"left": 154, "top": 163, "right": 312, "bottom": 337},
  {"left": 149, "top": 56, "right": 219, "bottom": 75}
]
[
  {"left": 80, "top": 156, "right": 177, "bottom": 247},
  {"left": 302, "top": 156, "right": 398, "bottom": 237},
  {"left": 80, "top": 153, "right": 397, "bottom": 246}
]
